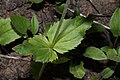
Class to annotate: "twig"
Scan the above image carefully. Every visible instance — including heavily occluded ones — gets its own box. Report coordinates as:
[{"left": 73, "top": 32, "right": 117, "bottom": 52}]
[
  {"left": 89, "top": 14, "right": 111, "bottom": 17},
  {"left": 67, "top": 8, "right": 110, "bottom": 30},
  {"left": 93, "top": 21, "right": 110, "bottom": 29},
  {"left": 0, "top": 54, "right": 31, "bottom": 62},
  {"left": 86, "top": 0, "right": 100, "bottom": 14}
]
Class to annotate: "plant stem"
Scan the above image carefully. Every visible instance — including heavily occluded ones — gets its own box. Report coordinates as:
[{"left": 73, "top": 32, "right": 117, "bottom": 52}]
[
  {"left": 37, "top": 63, "right": 46, "bottom": 80},
  {"left": 104, "top": 30, "right": 113, "bottom": 47},
  {"left": 52, "top": 0, "right": 70, "bottom": 46},
  {"left": 113, "top": 37, "right": 118, "bottom": 48}
]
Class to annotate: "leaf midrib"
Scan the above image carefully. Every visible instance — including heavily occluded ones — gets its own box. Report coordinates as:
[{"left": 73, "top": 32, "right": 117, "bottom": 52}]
[{"left": 54, "top": 20, "right": 86, "bottom": 44}]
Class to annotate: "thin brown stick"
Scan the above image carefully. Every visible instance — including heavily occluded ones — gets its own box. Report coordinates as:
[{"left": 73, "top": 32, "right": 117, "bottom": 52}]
[
  {"left": 86, "top": 0, "right": 100, "bottom": 14},
  {"left": 0, "top": 54, "right": 31, "bottom": 62},
  {"left": 67, "top": 8, "right": 110, "bottom": 30},
  {"left": 89, "top": 14, "right": 111, "bottom": 17}
]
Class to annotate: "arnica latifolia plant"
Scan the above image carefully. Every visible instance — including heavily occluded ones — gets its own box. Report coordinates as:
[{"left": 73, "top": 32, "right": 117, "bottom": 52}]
[
  {"left": 1, "top": 0, "right": 120, "bottom": 80},
  {"left": 9, "top": 0, "right": 95, "bottom": 79},
  {"left": 11, "top": 0, "right": 94, "bottom": 79}
]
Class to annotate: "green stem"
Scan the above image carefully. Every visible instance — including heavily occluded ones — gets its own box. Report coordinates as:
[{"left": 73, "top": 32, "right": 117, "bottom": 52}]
[
  {"left": 52, "top": 0, "right": 70, "bottom": 46},
  {"left": 113, "top": 37, "right": 118, "bottom": 48},
  {"left": 112, "top": 37, "right": 119, "bottom": 78},
  {"left": 37, "top": 63, "right": 46, "bottom": 80}
]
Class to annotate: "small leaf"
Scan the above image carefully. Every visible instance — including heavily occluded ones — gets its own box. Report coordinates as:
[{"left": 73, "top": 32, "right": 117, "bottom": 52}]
[
  {"left": 69, "top": 62, "right": 85, "bottom": 79},
  {"left": 74, "top": 8, "right": 80, "bottom": 16},
  {"left": 12, "top": 40, "right": 33, "bottom": 55},
  {"left": 117, "top": 48, "right": 120, "bottom": 56},
  {"left": 11, "top": 16, "right": 31, "bottom": 35},
  {"left": 89, "top": 23, "right": 105, "bottom": 33},
  {"left": 84, "top": 46, "right": 107, "bottom": 60},
  {"left": 100, "top": 67, "right": 114, "bottom": 79},
  {"left": 55, "top": 4, "right": 65, "bottom": 14},
  {"left": 31, "top": 14, "right": 39, "bottom": 34},
  {"left": 13, "top": 34, "right": 58, "bottom": 63},
  {"left": 0, "top": 18, "right": 20, "bottom": 45},
  {"left": 55, "top": 0, "right": 65, "bottom": 4},
  {"left": 106, "top": 49, "right": 120, "bottom": 62},
  {"left": 30, "top": 0, "right": 43, "bottom": 4},
  {"left": 101, "top": 46, "right": 112, "bottom": 53},
  {"left": 90, "top": 77, "right": 97, "bottom": 80},
  {"left": 109, "top": 8, "right": 120, "bottom": 37},
  {"left": 44, "top": 23, "right": 51, "bottom": 36},
  {"left": 53, "top": 57, "right": 70, "bottom": 64}
]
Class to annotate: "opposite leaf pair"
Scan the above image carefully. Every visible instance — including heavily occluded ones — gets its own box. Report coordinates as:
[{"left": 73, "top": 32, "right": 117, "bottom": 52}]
[
  {"left": 84, "top": 46, "right": 120, "bottom": 62},
  {"left": 0, "top": 15, "right": 39, "bottom": 46},
  {"left": 11, "top": 15, "right": 39, "bottom": 35}
]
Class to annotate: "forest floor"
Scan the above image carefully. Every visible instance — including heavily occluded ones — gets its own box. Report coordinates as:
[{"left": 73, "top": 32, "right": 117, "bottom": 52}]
[{"left": 0, "top": 0, "right": 120, "bottom": 80}]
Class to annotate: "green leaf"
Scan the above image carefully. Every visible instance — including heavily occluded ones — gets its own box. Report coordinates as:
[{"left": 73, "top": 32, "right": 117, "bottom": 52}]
[
  {"left": 69, "top": 62, "right": 85, "bottom": 79},
  {"left": 44, "top": 23, "right": 51, "bottom": 36},
  {"left": 89, "top": 23, "right": 105, "bottom": 33},
  {"left": 106, "top": 49, "right": 120, "bottom": 62},
  {"left": 31, "top": 14, "right": 39, "bottom": 34},
  {"left": 117, "top": 48, "right": 120, "bottom": 56},
  {"left": 109, "top": 8, "right": 120, "bottom": 37},
  {"left": 74, "top": 8, "right": 80, "bottom": 16},
  {"left": 13, "top": 34, "right": 58, "bottom": 63},
  {"left": 55, "top": 0, "right": 65, "bottom": 4},
  {"left": 101, "top": 46, "right": 112, "bottom": 53},
  {"left": 10, "top": 16, "right": 31, "bottom": 35},
  {"left": 55, "top": 4, "right": 65, "bottom": 14},
  {"left": 84, "top": 46, "right": 107, "bottom": 60},
  {"left": 100, "top": 67, "right": 114, "bottom": 79},
  {"left": 47, "top": 16, "right": 92, "bottom": 54},
  {"left": 0, "top": 18, "right": 20, "bottom": 45},
  {"left": 90, "top": 77, "right": 97, "bottom": 80},
  {"left": 30, "top": 0, "right": 43, "bottom": 4},
  {"left": 52, "top": 57, "right": 70, "bottom": 64},
  {"left": 12, "top": 40, "right": 33, "bottom": 55}
]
